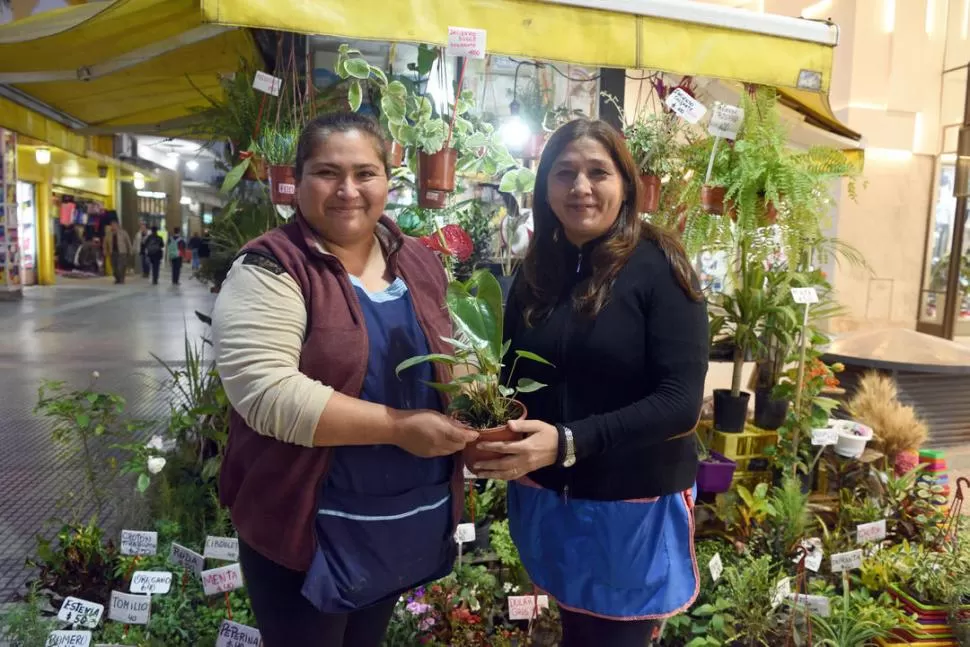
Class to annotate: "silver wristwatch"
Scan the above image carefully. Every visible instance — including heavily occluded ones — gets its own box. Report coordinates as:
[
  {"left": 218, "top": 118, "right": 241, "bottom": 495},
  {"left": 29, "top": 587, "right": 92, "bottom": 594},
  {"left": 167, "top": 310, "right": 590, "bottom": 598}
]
[{"left": 562, "top": 426, "right": 576, "bottom": 468}]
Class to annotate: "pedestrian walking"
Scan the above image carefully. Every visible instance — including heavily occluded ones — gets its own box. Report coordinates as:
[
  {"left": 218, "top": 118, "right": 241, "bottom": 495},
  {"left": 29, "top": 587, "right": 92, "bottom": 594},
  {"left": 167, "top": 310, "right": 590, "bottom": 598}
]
[
  {"left": 168, "top": 229, "right": 186, "bottom": 285},
  {"left": 143, "top": 226, "right": 164, "bottom": 285},
  {"left": 104, "top": 220, "right": 133, "bottom": 284},
  {"left": 133, "top": 222, "right": 150, "bottom": 278},
  {"left": 189, "top": 233, "right": 202, "bottom": 270}
]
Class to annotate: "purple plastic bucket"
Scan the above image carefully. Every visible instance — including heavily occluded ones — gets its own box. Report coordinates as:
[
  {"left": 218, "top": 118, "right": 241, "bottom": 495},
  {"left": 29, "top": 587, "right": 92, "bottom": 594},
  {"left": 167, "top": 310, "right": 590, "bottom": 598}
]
[{"left": 697, "top": 451, "right": 737, "bottom": 493}]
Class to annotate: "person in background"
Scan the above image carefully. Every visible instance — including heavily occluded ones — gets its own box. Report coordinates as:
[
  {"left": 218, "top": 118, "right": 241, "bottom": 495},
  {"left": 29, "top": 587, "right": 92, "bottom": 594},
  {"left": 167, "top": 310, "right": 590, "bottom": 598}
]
[
  {"left": 198, "top": 229, "right": 211, "bottom": 267},
  {"left": 133, "top": 222, "right": 150, "bottom": 278},
  {"left": 167, "top": 228, "right": 186, "bottom": 286},
  {"left": 473, "top": 119, "right": 709, "bottom": 647},
  {"left": 143, "top": 226, "right": 165, "bottom": 285},
  {"left": 189, "top": 232, "right": 202, "bottom": 270},
  {"left": 104, "top": 220, "right": 133, "bottom": 285}
]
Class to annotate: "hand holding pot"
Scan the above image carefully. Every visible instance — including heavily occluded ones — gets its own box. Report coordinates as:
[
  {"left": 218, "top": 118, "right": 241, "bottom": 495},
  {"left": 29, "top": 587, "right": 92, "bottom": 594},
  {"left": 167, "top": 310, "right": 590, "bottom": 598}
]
[
  {"left": 394, "top": 410, "right": 479, "bottom": 458},
  {"left": 472, "top": 419, "right": 559, "bottom": 480}
]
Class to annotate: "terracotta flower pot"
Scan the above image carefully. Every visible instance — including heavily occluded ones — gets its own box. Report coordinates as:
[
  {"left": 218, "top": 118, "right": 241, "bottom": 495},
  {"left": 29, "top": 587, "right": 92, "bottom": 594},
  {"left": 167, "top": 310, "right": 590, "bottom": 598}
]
[
  {"left": 762, "top": 199, "right": 778, "bottom": 225},
  {"left": 418, "top": 148, "right": 458, "bottom": 209},
  {"left": 460, "top": 400, "right": 528, "bottom": 468},
  {"left": 701, "top": 185, "right": 727, "bottom": 215},
  {"left": 638, "top": 174, "right": 662, "bottom": 213},
  {"left": 241, "top": 151, "right": 268, "bottom": 181},
  {"left": 268, "top": 164, "right": 297, "bottom": 205},
  {"left": 390, "top": 141, "right": 405, "bottom": 167}
]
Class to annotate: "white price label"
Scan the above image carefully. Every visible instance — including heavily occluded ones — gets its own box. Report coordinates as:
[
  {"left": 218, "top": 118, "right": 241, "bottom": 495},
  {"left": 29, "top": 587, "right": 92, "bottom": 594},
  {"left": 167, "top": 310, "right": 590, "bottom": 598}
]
[
  {"left": 665, "top": 88, "right": 707, "bottom": 124},
  {"left": 790, "top": 287, "right": 820, "bottom": 304},
  {"left": 857, "top": 519, "right": 888, "bottom": 544},
  {"left": 57, "top": 597, "right": 104, "bottom": 628},
  {"left": 811, "top": 428, "right": 839, "bottom": 446},
  {"left": 707, "top": 103, "right": 744, "bottom": 140},
  {"left": 789, "top": 593, "right": 831, "bottom": 617},
  {"left": 215, "top": 620, "right": 262, "bottom": 647},
  {"left": 130, "top": 571, "right": 173, "bottom": 595},
  {"left": 204, "top": 536, "right": 240, "bottom": 562},
  {"left": 708, "top": 553, "right": 723, "bottom": 582},
  {"left": 46, "top": 631, "right": 91, "bottom": 647},
  {"left": 107, "top": 591, "right": 151, "bottom": 625},
  {"left": 830, "top": 549, "right": 864, "bottom": 572},
  {"left": 463, "top": 466, "right": 477, "bottom": 480},
  {"left": 252, "top": 71, "right": 282, "bottom": 96},
  {"left": 446, "top": 26, "right": 487, "bottom": 59},
  {"left": 169, "top": 543, "right": 204, "bottom": 575},
  {"left": 120, "top": 530, "right": 157, "bottom": 557},
  {"left": 202, "top": 563, "right": 245, "bottom": 596},
  {"left": 796, "top": 538, "right": 824, "bottom": 572},
  {"left": 771, "top": 577, "right": 791, "bottom": 609},
  {"left": 508, "top": 595, "right": 550, "bottom": 620},
  {"left": 454, "top": 523, "right": 476, "bottom": 544}
]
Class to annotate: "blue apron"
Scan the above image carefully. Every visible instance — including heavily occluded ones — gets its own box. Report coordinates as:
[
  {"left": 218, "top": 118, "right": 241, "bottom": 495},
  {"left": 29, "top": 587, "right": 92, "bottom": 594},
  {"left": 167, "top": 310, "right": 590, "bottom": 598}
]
[
  {"left": 301, "top": 276, "right": 455, "bottom": 613},
  {"left": 508, "top": 479, "right": 699, "bottom": 620}
]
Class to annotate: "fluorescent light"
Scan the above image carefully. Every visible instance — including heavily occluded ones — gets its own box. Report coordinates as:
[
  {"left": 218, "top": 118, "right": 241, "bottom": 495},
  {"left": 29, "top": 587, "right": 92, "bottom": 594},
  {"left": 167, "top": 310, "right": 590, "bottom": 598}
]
[
  {"left": 185, "top": 160, "right": 199, "bottom": 172},
  {"left": 884, "top": 0, "right": 895, "bottom": 33},
  {"left": 865, "top": 147, "right": 912, "bottom": 162},
  {"left": 137, "top": 190, "right": 167, "bottom": 199},
  {"left": 35, "top": 147, "right": 51, "bottom": 165},
  {"left": 926, "top": 0, "right": 935, "bottom": 34},
  {"left": 133, "top": 172, "right": 145, "bottom": 190},
  {"left": 801, "top": 0, "right": 832, "bottom": 20}
]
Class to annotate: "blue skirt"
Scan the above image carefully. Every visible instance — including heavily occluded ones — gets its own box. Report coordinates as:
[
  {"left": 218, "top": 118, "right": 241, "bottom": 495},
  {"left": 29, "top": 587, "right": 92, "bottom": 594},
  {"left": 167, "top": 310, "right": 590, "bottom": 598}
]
[{"left": 508, "top": 479, "right": 699, "bottom": 620}]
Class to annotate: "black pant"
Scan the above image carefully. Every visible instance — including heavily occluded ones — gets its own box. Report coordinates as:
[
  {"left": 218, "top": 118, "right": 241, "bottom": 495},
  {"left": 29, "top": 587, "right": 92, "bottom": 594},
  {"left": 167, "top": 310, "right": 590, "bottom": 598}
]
[
  {"left": 141, "top": 253, "right": 149, "bottom": 278},
  {"left": 238, "top": 539, "right": 398, "bottom": 647},
  {"left": 560, "top": 607, "right": 661, "bottom": 647},
  {"left": 171, "top": 257, "right": 182, "bottom": 285},
  {"left": 149, "top": 256, "right": 161, "bottom": 284}
]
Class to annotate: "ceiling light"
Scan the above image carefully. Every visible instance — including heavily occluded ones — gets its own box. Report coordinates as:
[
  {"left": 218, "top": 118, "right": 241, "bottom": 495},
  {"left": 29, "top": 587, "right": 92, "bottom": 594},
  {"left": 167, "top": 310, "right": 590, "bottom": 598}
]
[
  {"left": 133, "top": 172, "right": 145, "bottom": 190},
  {"left": 35, "top": 148, "right": 51, "bottom": 165},
  {"left": 499, "top": 102, "right": 533, "bottom": 151},
  {"left": 186, "top": 160, "right": 199, "bottom": 172}
]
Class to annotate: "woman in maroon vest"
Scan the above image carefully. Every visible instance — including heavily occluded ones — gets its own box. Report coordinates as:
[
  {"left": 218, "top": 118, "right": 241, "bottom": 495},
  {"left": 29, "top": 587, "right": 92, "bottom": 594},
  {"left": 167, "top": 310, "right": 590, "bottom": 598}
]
[{"left": 212, "top": 113, "right": 477, "bottom": 647}]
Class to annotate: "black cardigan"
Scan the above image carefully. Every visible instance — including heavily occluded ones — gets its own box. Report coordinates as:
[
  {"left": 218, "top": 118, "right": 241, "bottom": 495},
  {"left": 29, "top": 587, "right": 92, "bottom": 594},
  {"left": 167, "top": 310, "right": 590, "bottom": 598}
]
[{"left": 503, "top": 237, "right": 709, "bottom": 500}]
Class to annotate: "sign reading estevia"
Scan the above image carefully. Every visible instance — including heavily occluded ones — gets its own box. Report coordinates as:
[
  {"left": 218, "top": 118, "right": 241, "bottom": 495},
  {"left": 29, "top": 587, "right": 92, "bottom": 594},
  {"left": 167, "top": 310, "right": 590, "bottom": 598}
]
[{"left": 57, "top": 597, "right": 104, "bottom": 628}]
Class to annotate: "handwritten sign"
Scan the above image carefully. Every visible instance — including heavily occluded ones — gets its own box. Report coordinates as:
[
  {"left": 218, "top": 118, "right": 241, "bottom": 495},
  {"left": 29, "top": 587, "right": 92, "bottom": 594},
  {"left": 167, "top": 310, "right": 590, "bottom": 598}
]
[
  {"left": 169, "top": 543, "right": 204, "bottom": 575},
  {"left": 796, "top": 538, "right": 824, "bottom": 573},
  {"left": 107, "top": 591, "right": 151, "bottom": 625},
  {"left": 454, "top": 523, "right": 476, "bottom": 544},
  {"left": 215, "top": 620, "right": 262, "bottom": 647},
  {"left": 130, "top": 571, "right": 173, "bottom": 595},
  {"left": 202, "top": 563, "right": 245, "bottom": 596},
  {"left": 252, "top": 71, "right": 282, "bottom": 97},
  {"left": 707, "top": 103, "right": 744, "bottom": 140},
  {"left": 204, "top": 536, "right": 240, "bottom": 562},
  {"left": 790, "top": 287, "right": 820, "bottom": 305},
  {"left": 708, "top": 553, "right": 723, "bottom": 582},
  {"left": 120, "top": 530, "right": 157, "bottom": 557},
  {"left": 830, "top": 549, "right": 864, "bottom": 573},
  {"left": 857, "top": 519, "right": 888, "bottom": 544},
  {"left": 771, "top": 577, "right": 791, "bottom": 609},
  {"left": 812, "top": 428, "right": 839, "bottom": 446},
  {"left": 789, "top": 593, "right": 831, "bottom": 617},
  {"left": 508, "top": 595, "right": 550, "bottom": 620},
  {"left": 446, "top": 26, "right": 487, "bottom": 59},
  {"left": 45, "top": 631, "right": 91, "bottom": 647},
  {"left": 665, "top": 88, "right": 707, "bottom": 124},
  {"left": 57, "top": 597, "right": 104, "bottom": 628}
]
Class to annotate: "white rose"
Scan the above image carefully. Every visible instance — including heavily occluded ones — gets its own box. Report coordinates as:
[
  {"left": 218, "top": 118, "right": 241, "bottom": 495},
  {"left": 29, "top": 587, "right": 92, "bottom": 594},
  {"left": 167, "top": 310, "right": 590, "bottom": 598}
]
[
  {"left": 145, "top": 436, "right": 165, "bottom": 451},
  {"left": 147, "top": 457, "right": 167, "bottom": 474}
]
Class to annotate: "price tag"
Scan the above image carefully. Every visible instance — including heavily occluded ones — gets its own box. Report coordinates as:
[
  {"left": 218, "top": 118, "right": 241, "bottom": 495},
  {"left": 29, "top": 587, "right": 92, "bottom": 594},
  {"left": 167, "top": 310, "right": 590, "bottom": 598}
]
[
  {"left": 130, "top": 571, "right": 173, "bottom": 595},
  {"left": 204, "top": 536, "right": 240, "bottom": 562},
  {"left": 857, "top": 519, "right": 888, "bottom": 544},
  {"left": 202, "top": 563, "right": 245, "bottom": 596},
  {"left": 446, "top": 26, "right": 487, "bottom": 59},
  {"left": 789, "top": 593, "right": 831, "bottom": 617},
  {"left": 830, "top": 549, "right": 864, "bottom": 573},
  {"left": 796, "top": 538, "right": 824, "bottom": 572},
  {"left": 790, "top": 287, "right": 819, "bottom": 304},
  {"left": 708, "top": 553, "right": 723, "bottom": 582},
  {"left": 169, "top": 542, "right": 204, "bottom": 575},
  {"left": 46, "top": 631, "right": 91, "bottom": 647},
  {"left": 771, "top": 577, "right": 791, "bottom": 609},
  {"left": 454, "top": 523, "right": 476, "bottom": 544},
  {"left": 707, "top": 103, "right": 744, "bottom": 140},
  {"left": 252, "top": 71, "right": 282, "bottom": 97},
  {"left": 508, "top": 595, "right": 550, "bottom": 620},
  {"left": 107, "top": 591, "right": 151, "bottom": 625},
  {"left": 215, "top": 619, "right": 262, "bottom": 647},
  {"left": 811, "top": 428, "right": 839, "bottom": 446},
  {"left": 120, "top": 530, "right": 157, "bottom": 557},
  {"left": 463, "top": 466, "right": 477, "bottom": 480},
  {"left": 665, "top": 88, "right": 707, "bottom": 124},
  {"left": 57, "top": 597, "right": 104, "bottom": 628}
]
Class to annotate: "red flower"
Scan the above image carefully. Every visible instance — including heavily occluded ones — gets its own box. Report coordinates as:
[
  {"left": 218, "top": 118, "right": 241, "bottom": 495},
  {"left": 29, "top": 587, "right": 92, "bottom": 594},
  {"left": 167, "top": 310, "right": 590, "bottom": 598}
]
[{"left": 420, "top": 224, "right": 473, "bottom": 262}]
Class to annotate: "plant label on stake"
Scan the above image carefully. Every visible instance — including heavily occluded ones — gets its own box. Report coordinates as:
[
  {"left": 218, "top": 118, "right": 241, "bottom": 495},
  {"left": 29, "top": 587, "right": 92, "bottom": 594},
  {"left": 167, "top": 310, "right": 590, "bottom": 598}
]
[
  {"left": 204, "top": 536, "right": 240, "bottom": 562},
  {"left": 830, "top": 549, "right": 864, "bottom": 573},
  {"left": 463, "top": 466, "right": 477, "bottom": 480},
  {"left": 790, "top": 287, "right": 819, "bottom": 305},
  {"left": 202, "top": 563, "right": 245, "bottom": 596},
  {"left": 446, "top": 27, "right": 487, "bottom": 59},
  {"left": 508, "top": 595, "right": 550, "bottom": 620},
  {"left": 707, "top": 103, "right": 744, "bottom": 140},
  {"left": 45, "top": 631, "right": 92, "bottom": 647},
  {"left": 130, "top": 571, "right": 173, "bottom": 595},
  {"left": 771, "top": 577, "right": 791, "bottom": 609},
  {"left": 169, "top": 542, "right": 204, "bottom": 575},
  {"left": 788, "top": 593, "right": 831, "bottom": 617},
  {"left": 708, "top": 553, "right": 723, "bottom": 582},
  {"left": 216, "top": 619, "right": 262, "bottom": 647},
  {"left": 58, "top": 597, "right": 104, "bottom": 628},
  {"left": 811, "top": 428, "right": 839, "bottom": 446},
  {"left": 454, "top": 523, "right": 476, "bottom": 544},
  {"left": 252, "top": 71, "right": 282, "bottom": 97},
  {"left": 120, "top": 530, "right": 157, "bottom": 557},
  {"left": 857, "top": 519, "right": 888, "bottom": 544},
  {"left": 107, "top": 591, "right": 151, "bottom": 625},
  {"left": 789, "top": 286, "right": 820, "bottom": 466},
  {"left": 665, "top": 88, "right": 707, "bottom": 124},
  {"left": 795, "top": 538, "right": 824, "bottom": 573}
]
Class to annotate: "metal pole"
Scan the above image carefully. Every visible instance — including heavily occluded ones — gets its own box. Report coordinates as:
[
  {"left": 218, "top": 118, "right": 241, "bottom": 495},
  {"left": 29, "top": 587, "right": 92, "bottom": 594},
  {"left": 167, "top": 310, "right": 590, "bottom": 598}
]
[{"left": 790, "top": 303, "right": 811, "bottom": 475}]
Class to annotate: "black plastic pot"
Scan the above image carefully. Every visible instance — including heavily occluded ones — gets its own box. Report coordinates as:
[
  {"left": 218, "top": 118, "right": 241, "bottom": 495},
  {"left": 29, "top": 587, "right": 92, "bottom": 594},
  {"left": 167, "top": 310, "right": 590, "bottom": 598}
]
[
  {"left": 753, "top": 388, "right": 789, "bottom": 431},
  {"left": 713, "top": 389, "right": 750, "bottom": 433}
]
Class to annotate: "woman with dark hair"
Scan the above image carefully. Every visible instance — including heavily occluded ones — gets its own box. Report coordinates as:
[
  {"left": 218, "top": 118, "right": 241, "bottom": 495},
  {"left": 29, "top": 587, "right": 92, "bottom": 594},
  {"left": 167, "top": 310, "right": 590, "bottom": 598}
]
[
  {"left": 473, "top": 119, "right": 709, "bottom": 646},
  {"left": 212, "top": 112, "right": 476, "bottom": 646}
]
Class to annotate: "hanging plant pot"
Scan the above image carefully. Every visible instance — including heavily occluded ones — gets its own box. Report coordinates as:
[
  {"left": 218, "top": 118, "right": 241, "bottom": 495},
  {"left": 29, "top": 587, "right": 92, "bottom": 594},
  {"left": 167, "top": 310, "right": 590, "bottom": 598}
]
[
  {"left": 390, "top": 141, "right": 405, "bottom": 167},
  {"left": 418, "top": 148, "right": 458, "bottom": 209},
  {"left": 701, "top": 185, "right": 727, "bottom": 215},
  {"left": 761, "top": 199, "right": 778, "bottom": 225},
  {"left": 638, "top": 174, "right": 662, "bottom": 213},
  {"left": 268, "top": 164, "right": 297, "bottom": 205},
  {"left": 241, "top": 151, "right": 268, "bottom": 181},
  {"left": 459, "top": 399, "right": 527, "bottom": 468},
  {"left": 713, "top": 389, "right": 750, "bottom": 433},
  {"left": 753, "top": 387, "right": 789, "bottom": 431},
  {"left": 697, "top": 451, "right": 737, "bottom": 494}
]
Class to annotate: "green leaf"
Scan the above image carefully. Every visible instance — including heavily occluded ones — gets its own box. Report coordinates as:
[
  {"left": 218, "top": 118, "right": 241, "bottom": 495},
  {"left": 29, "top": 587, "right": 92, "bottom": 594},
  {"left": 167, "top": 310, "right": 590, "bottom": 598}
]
[
  {"left": 86, "top": 393, "right": 99, "bottom": 404},
  {"left": 499, "top": 385, "right": 515, "bottom": 397},
  {"left": 76, "top": 413, "right": 90, "bottom": 429},
  {"left": 348, "top": 80, "right": 363, "bottom": 112},
  {"left": 515, "top": 167, "right": 536, "bottom": 193},
  {"left": 370, "top": 67, "right": 388, "bottom": 87},
  {"left": 382, "top": 94, "right": 407, "bottom": 126},
  {"left": 499, "top": 169, "right": 520, "bottom": 193},
  {"left": 515, "top": 350, "right": 554, "bottom": 366},
  {"left": 221, "top": 159, "right": 250, "bottom": 194},
  {"left": 137, "top": 473, "right": 150, "bottom": 493},
  {"left": 345, "top": 58, "right": 372, "bottom": 80},
  {"left": 426, "top": 381, "right": 463, "bottom": 394},
  {"left": 692, "top": 604, "right": 716, "bottom": 617},
  {"left": 395, "top": 353, "right": 459, "bottom": 376},
  {"left": 516, "top": 378, "right": 547, "bottom": 393}
]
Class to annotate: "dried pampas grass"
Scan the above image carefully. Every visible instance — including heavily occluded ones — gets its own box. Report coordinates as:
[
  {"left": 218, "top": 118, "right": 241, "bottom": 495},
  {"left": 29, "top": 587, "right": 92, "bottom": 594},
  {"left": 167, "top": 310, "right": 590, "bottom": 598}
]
[{"left": 846, "top": 371, "right": 928, "bottom": 459}]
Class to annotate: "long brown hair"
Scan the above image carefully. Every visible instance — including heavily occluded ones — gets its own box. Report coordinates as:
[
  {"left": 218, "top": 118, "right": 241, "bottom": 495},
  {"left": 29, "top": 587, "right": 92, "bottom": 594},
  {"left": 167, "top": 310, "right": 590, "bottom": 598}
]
[{"left": 519, "top": 119, "right": 702, "bottom": 326}]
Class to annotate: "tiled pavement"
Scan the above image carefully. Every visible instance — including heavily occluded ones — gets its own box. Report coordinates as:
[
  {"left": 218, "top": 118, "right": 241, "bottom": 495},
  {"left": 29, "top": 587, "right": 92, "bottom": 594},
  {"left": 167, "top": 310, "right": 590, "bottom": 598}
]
[{"left": 0, "top": 273, "right": 215, "bottom": 603}]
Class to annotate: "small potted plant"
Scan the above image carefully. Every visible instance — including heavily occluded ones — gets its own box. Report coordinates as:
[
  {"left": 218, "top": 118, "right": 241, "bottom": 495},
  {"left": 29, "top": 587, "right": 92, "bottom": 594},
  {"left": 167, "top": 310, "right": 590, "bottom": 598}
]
[
  {"left": 695, "top": 430, "right": 737, "bottom": 494},
  {"left": 395, "top": 270, "right": 553, "bottom": 466},
  {"left": 752, "top": 269, "right": 800, "bottom": 430},
  {"left": 624, "top": 112, "right": 687, "bottom": 213},
  {"left": 254, "top": 126, "right": 300, "bottom": 206},
  {"left": 832, "top": 419, "right": 874, "bottom": 459}
]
